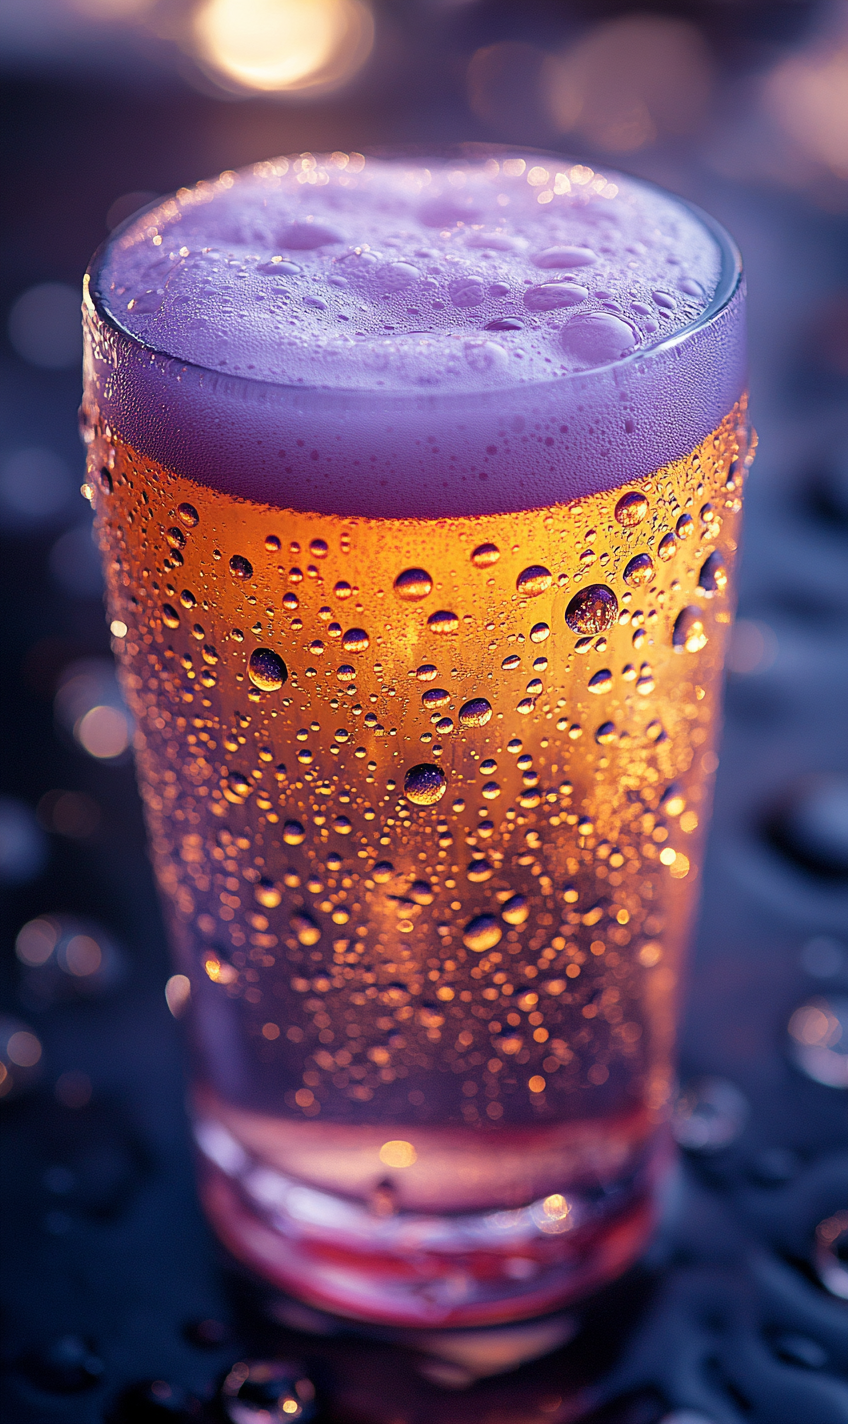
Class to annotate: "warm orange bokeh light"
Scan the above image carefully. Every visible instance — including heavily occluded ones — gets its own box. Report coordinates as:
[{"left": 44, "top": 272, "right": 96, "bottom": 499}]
[{"left": 192, "top": 0, "right": 375, "bottom": 95}]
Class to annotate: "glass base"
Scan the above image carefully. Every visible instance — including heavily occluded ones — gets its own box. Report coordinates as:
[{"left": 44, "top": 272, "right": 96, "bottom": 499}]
[{"left": 193, "top": 1106, "right": 668, "bottom": 1332}]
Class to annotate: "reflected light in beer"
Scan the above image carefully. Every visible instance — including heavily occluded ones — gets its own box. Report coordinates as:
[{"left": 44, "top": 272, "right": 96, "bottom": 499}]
[
  {"left": 192, "top": 0, "right": 375, "bottom": 95},
  {"left": 540, "top": 15, "right": 713, "bottom": 153},
  {"left": 763, "top": 42, "right": 848, "bottom": 180}
]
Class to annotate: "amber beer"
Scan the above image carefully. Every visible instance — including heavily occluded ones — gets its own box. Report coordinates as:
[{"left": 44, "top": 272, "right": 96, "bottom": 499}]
[{"left": 83, "top": 151, "right": 749, "bottom": 1330}]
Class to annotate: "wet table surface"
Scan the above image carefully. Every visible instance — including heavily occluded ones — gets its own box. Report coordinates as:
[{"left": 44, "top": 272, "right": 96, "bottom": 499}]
[{"left": 1, "top": 72, "right": 847, "bottom": 1424}]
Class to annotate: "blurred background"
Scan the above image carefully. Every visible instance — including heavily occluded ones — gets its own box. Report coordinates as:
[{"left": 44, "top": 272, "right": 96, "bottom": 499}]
[{"left": 1, "top": 1, "right": 846, "bottom": 1421}]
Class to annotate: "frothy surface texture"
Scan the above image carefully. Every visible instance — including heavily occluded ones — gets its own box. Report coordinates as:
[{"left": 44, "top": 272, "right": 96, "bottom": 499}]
[
  {"left": 99, "top": 154, "right": 721, "bottom": 392},
  {"left": 86, "top": 152, "right": 745, "bottom": 517}
]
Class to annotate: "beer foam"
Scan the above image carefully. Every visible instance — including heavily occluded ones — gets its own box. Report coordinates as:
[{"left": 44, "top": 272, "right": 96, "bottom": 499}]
[{"left": 87, "top": 152, "right": 745, "bottom": 516}]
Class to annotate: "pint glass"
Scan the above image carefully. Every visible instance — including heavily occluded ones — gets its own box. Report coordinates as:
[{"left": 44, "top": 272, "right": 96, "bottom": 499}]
[{"left": 82, "top": 152, "right": 750, "bottom": 1331}]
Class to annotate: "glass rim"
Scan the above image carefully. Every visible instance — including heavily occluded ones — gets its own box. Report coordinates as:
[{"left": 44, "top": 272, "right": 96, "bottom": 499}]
[{"left": 85, "top": 151, "right": 744, "bottom": 409}]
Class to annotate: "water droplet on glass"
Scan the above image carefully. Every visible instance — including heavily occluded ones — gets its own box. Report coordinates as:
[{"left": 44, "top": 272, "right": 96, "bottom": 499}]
[
  {"left": 467, "top": 859, "right": 494, "bottom": 882},
  {"left": 502, "top": 654, "right": 520, "bottom": 670},
  {"left": 463, "top": 914, "right": 503, "bottom": 952},
  {"left": 404, "top": 763, "right": 447, "bottom": 805},
  {"left": 282, "top": 820, "right": 306, "bottom": 845},
  {"left": 623, "top": 553, "right": 654, "bottom": 587},
  {"left": 309, "top": 538, "right": 328, "bottom": 559},
  {"left": 596, "top": 722, "right": 617, "bottom": 744},
  {"left": 180, "top": 589, "right": 196, "bottom": 609},
  {"left": 436, "top": 716, "right": 454, "bottom": 734},
  {"left": 394, "top": 568, "right": 433, "bottom": 601},
  {"left": 565, "top": 585, "right": 618, "bottom": 635},
  {"left": 673, "top": 607, "right": 708, "bottom": 653},
  {"left": 485, "top": 318, "right": 523, "bottom": 332},
  {"left": 524, "top": 283, "right": 587, "bottom": 312},
  {"left": 533, "top": 245, "right": 597, "bottom": 268},
  {"left": 373, "top": 861, "right": 394, "bottom": 882},
  {"left": 657, "top": 532, "right": 677, "bottom": 560},
  {"left": 530, "top": 623, "right": 550, "bottom": 643},
  {"left": 291, "top": 911, "right": 321, "bottom": 946},
  {"left": 417, "top": 664, "right": 438, "bottom": 682},
  {"left": 265, "top": 534, "right": 281, "bottom": 552},
  {"left": 561, "top": 313, "right": 637, "bottom": 367},
  {"left": 458, "top": 698, "right": 492, "bottom": 728},
  {"left": 422, "top": 688, "right": 450, "bottom": 709},
  {"left": 698, "top": 551, "right": 728, "bottom": 595},
  {"left": 334, "top": 581, "right": 352, "bottom": 600},
  {"left": 517, "top": 566, "right": 552, "bottom": 597},
  {"left": 471, "top": 543, "right": 500, "bottom": 568},
  {"left": 248, "top": 648, "right": 287, "bottom": 691},
  {"left": 501, "top": 894, "right": 529, "bottom": 925},
  {"left": 229, "top": 555, "right": 253, "bottom": 581},
  {"left": 588, "top": 669, "right": 613, "bottom": 693},
  {"left": 428, "top": 611, "right": 459, "bottom": 634},
  {"left": 178, "top": 502, "right": 199, "bottom": 527},
  {"left": 255, "top": 878, "right": 282, "bottom": 908},
  {"left": 614, "top": 492, "right": 649, "bottom": 527},
  {"left": 162, "top": 604, "right": 180, "bottom": 630},
  {"left": 166, "top": 527, "right": 186, "bottom": 551},
  {"left": 342, "top": 628, "right": 369, "bottom": 653},
  {"left": 676, "top": 513, "right": 693, "bottom": 539}
]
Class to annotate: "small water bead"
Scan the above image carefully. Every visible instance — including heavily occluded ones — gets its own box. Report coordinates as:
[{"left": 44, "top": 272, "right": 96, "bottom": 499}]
[
  {"left": 467, "top": 859, "right": 494, "bottom": 882},
  {"left": 162, "top": 604, "right": 180, "bottom": 629},
  {"left": 481, "top": 782, "right": 501, "bottom": 799},
  {"left": 530, "top": 623, "right": 550, "bottom": 643},
  {"left": 178, "top": 502, "right": 199, "bottom": 527},
  {"left": 394, "top": 568, "right": 433, "bottom": 601},
  {"left": 588, "top": 669, "right": 613, "bottom": 693},
  {"left": 614, "top": 492, "right": 649, "bottom": 527},
  {"left": 596, "top": 722, "right": 617, "bottom": 744},
  {"left": 422, "top": 688, "right": 450, "bottom": 708},
  {"left": 623, "top": 554, "right": 654, "bottom": 587},
  {"left": 507, "top": 738, "right": 523, "bottom": 754},
  {"left": 698, "top": 551, "right": 728, "bottom": 595},
  {"left": 517, "top": 566, "right": 552, "bottom": 597},
  {"left": 282, "top": 820, "right": 306, "bottom": 845},
  {"left": 463, "top": 915, "right": 502, "bottom": 952},
  {"left": 480, "top": 758, "right": 497, "bottom": 773},
  {"left": 565, "top": 585, "right": 618, "bottom": 635},
  {"left": 657, "top": 532, "right": 677, "bottom": 561},
  {"left": 404, "top": 763, "right": 447, "bottom": 806},
  {"left": 248, "top": 649, "right": 287, "bottom": 691},
  {"left": 501, "top": 894, "right": 529, "bottom": 925},
  {"left": 337, "top": 664, "right": 356, "bottom": 681},
  {"left": 673, "top": 607, "right": 708, "bottom": 653},
  {"left": 166, "top": 527, "right": 186, "bottom": 550},
  {"left": 459, "top": 698, "right": 492, "bottom": 728},
  {"left": 291, "top": 912, "right": 321, "bottom": 946},
  {"left": 180, "top": 589, "right": 196, "bottom": 609},
  {"left": 265, "top": 534, "right": 281, "bottom": 552},
  {"left": 435, "top": 716, "right": 454, "bottom": 734},
  {"left": 676, "top": 513, "right": 694, "bottom": 539},
  {"left": 372, "top": 861, "right": 394, "bottom": 882},
  {"left": 502, "top": 655, "right": 520, "bottom": 671},
  {"left": 428, "top": 611, "right": 459, "bottom": 634},
  {"left": 328, "top": 623, "right": 342, "bottom": 638},
  {"left": 524, "top": 283, "right": 587, "bottom": 311},
  {"left": 229, "top": 555, "right": 253, "bottom": 580},
  {"left": 471, "top": 543, "right": 500, "bottom": 568},
  {"left": 202, "top": 645, "right": 218, "bottom": 665},
  {"left": 309, "top": 539, "right": 328, "bottom": 559},
  {"left": 255, "top": 879, "right": 282, "bottom": 908}
]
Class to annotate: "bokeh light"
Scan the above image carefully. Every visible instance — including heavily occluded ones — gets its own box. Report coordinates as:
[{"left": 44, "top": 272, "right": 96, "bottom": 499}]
[
  {"left": 764, "top": 40, "right": 848, "bottom": 180},
  {"left": 191, "top": 0, "right": 375, "bottom": 96},
  {"left": 7, "top": 282, "right": 82, "bottom": 369},
  {"left": 0, "top": 448, "right": 76, "bottom": 528},
  {"left": 76, "top": 704, "right": 131, "bottom": 759},
  {"left": 54, "top": 658, "right": 134, "bottom": 762},
  {"left": 0, "top": 796, "right": 48, "bottom": 885}
]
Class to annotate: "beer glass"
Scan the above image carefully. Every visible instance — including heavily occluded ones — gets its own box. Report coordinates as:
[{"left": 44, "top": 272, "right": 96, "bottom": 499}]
[{"left": 82, "top": 151, "right": 749, "bottom": 1333}]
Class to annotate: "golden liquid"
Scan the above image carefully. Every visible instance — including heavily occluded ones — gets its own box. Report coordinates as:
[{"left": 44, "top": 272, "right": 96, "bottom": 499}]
[{"left": 86, "top": 399, "right": 749, "bottom": 1323}]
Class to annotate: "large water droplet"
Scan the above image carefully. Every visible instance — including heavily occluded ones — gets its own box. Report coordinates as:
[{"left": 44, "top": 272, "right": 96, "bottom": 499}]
[
  {"left": 373, "top": 861, "right": 394, "bottom": 882},
  {"left": 282, "top": 820, "right": 306, "bottom": 845},
  {"left": 532, "top": 246, "right": 597, "bottom": 268},
  {"left": 342, "top": 628, "right": 369, "bottom": 653},
  {"left": 248, "top": 648, "right": 287, "bottom": 691},
  {"left": 255, "top": 878, "right": 282, "bottom": 908},
  {"left": 676, "top": 513, "right": 693, "bottom": 539},
  {"left": 530, "top": 622, "right": 550, "bottom": 643},
  {"left": 588, "top": 669, "right": 613, "bottom": 693},
  {"left": 380, "top": 261, "right": 421, "bottom": 292},
  {"left": 467, "top": 859, "right": 494, "bottom": 882},
  {"left": 501, "top": 894, "right": 528, "bottom": 925},
  {"left": 178, "top": 502, "right": 199, "bottom": 527},
  {"left": 416, "top": 664, "right": 438, "bottom": 682},
  {"left": 471, "top": 543, "right": 500, "bottom": 568},
  {"left": 524, "top": 283, "right": 587, "bottom": 312},
  {"left": 166, "top": 527, "right": 186, "bottom": 551},
  {"left": 422, "top": 688, "right": 450, "bottom": 708},
  {"left": 698, "top": 551, "right": 728, "bottom": 595},
  {"left": 565, "top": 585, "right": 618, "bottom": 635},
  {"left": 657, "top": 532, "right": 677, "bottom": 561},
  {"left": 309, "top": 538, "right": 328, "bottom": 559},
  {"left": 614, "top": 492, "right": 648, "bottom": 527},
  {"left": 449, "top": 277, "right": 486, "bottom": 308},
  {"left": 291, "top": 911, "right": 321, "bottom": 946},
  {"left": 458, "top": 698, "right": 492, "bottom": 728},
  {"left": 624, "top": 553, "right": 654, "bottom": 587},
  {"left": 517, "top": 565, "right": 552, "bottom": 597},
  {"left": 462, "top": 914, "right": 502, "bottom": 952},
  {"left": 404, "top": 763, "right": 447, "bottom": 805},
  {"left": 229, "top": 555, "right": 253, "bottom": 581},
  {"left": 394, "top": 568, "right": 433, "bottom": 601},
  {"left": 428, "top": 611, "right": 459, "bottom": 634},
  {"left": 162, "top": 604, "right": 180, "bottom": 629},
  {"left": 561, "top": 314, "right": 637, "bottom": 368},
  {"left": 673, "top": 606, "right": 708, "bottom": 653}
]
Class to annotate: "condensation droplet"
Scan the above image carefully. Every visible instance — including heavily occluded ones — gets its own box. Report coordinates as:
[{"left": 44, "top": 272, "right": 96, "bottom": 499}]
[
  {"left": 229, "top": 555, "right": 253, "bottom": 581},
  {"left": 530, "top": 623, "right": 550, "bottom": 643},
  {"left": 178, "top": 503, "right": 199, "bottom": 527},
  {"left": 596, "top": 722, "right": 617, "bottom": 744},
  {"left": 467, "top": 859, "right": 494, "bottom": 882},
  {"left": 342, "top": 628, "right": 369, "bottom": 653},
  {"left": 162, "top": 604, "right": 180, "bottom": 629},
  {"left": 565, "top": 585, "right": 618, "bottom": 635},
  {"left": 673, "top": 606, "right": 708, "bottom": 653},
  {"left": 334, "top": 580, "right": 352, "bottom": 599},
  {"left": 698, "top": 551, "right": 728, "bottom": 595},
  {"left": 657, "top": 532, "right": 677, "bottom": 561},
  {"left": 502, "top": 654, "right": 520, "bottom": 670},
  {"left": 623, "top": 553, "right": 654, "bottom": 586},
  {"left": 614, "top": 492, "right": 648, "bottom": 527},
  {"left": 501, "top": 894, "right": 529, "bottom": 925},
  {"left": 428, "top": 611, "right": 459, "bottom": 634},
  {"left": 588, "top": 669, "right": 613, "bottom": 693},
  {"left": 309, "top": 539, "right": 328, "bottom": 559},
  {"left": 463, "top": 914, "right": 503, "bottom": 952},
  {"left": 417, "top": 664, "right": 437, "bottom": 682},
  {"left": 265, "top": 534, "right": 281, "bottom": 551},
  {"left": 517, "top": 565, "right": 552, "bottom": 597},
  {"left": 471, "top": 543, "right": 500, "bottom": 568},
  {"left": 404, "top": 763, "right": 447, "bottom": 806},
  {"left": 676, "top": 513, "right": 694, "bottom": 539},
  {"left": 166, "top": 527, "right": 186, "bottom": 551},
  {"left": 422, "top": 688, "right": 450, "bottom": 708},
  {"left": 373, "top": 861, "right": 394, "bottom": 882},
  {"left": 283, "top": 820, "right": 306, "bottom": 845},
  {"left": 394, "top": 568, "right": 433, "bottom": 601},
  {"left": 255, "top": 878, "right": 282, "bottom": 908},
  {"left": 248, "top": 648, "right": 287, "bottom": 691},
  {"left": 458, "top": 698, "right": 492, "bottom": 728},
  {"left": 291, "top": 911, "right": 321, "bottom": 946}
]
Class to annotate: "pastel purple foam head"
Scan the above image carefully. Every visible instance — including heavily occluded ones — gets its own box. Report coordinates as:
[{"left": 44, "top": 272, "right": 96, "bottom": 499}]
[{"left": 84, "top": 151, "right": 745, "bottom": 517}]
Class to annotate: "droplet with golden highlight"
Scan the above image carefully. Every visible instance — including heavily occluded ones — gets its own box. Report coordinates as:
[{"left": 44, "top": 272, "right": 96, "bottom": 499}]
[
  {"left": 394, "top": 568, "right": 433, "bottom": 601},
  {"left": 404, "top": 763, "right": 447, "bottom": 805},
  {"left": 463, "top": 914, "right": 503, "bottom": 952}
]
